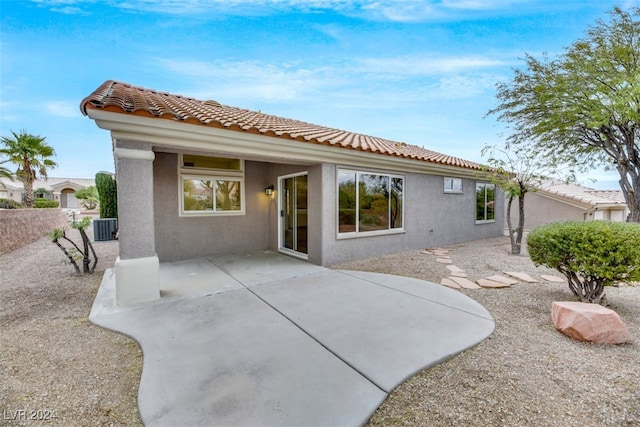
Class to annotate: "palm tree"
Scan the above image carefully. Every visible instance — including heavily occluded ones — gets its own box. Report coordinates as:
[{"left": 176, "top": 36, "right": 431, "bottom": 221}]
[
  {"left": 0, "top": 130, "right": 57, "bottom": 208},
  {"left": 0, "top": 160, "right": 13, "bottom": 180}
]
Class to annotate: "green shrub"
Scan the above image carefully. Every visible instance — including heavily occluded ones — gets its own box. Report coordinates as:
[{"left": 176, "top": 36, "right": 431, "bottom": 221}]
[
  {"left": 527, "top": 221, "right": 640, "bottom": 303},
  {"left": 0, "top": 198, "right": 23, "bottom": 209},
  {"left": 95, "top": 172, "right": 117, "bottom": 218},
  {"left": 33, "top": 198, "right": 59, "bottom": 208}
]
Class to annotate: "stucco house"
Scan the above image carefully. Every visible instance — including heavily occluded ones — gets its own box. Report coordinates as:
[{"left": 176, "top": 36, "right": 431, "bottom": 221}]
[
  {"left": 506, "top": 179, "right": 629, "bottom": 231},
  {"left": 81, "top": 80, "right": 504, "bottom": 305},
  {"left": 0, "top": 177, "right": 95, "bottom": 209}
]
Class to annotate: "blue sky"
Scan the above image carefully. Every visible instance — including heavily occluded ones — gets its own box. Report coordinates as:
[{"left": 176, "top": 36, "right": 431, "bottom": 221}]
[{"left": 1, "top": 0, "right": 637, "bottom": 189}]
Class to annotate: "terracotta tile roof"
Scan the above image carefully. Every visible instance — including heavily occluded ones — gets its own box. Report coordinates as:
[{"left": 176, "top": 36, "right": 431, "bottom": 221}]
[
  {"left": 537, "top": 179, "right": 627, "bottom": 207},
  {"left": 81, "top": 80, "right": 481, "bottom": 170}
]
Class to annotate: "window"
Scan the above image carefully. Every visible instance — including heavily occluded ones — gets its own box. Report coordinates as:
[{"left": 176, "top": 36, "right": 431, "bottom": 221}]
[
  {"left": 338, "top": 169, "right": 404, "bottom": 235},
  {"left": 180, "top": 154, "right": 244, "bottom": 216},
  {"left": 444, "top": 177, "right": 462, "bottom": 193},
  {"left": 476, "top": 183, "right": 495, "bottom": 223}
]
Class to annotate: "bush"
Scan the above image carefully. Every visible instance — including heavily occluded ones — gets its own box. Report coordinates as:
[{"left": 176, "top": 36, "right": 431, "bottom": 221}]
[
  {"left": 527, "top": 221, "right": 640, "bottom": 303},
  {"left": 95, "top": 172, "right": 117, "bottom": 218},
  {"left": 0, "top": 198, "right": 23, "bottom": 209},
  {"left": 33, "top": 198, "right": 59, "bottom": 208}
]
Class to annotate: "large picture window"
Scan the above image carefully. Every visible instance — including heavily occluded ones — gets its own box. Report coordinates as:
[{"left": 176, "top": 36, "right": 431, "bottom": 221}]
[
  {"left": 476, "top": 183, "right": 495, "bottom": 223},
  {"left": 180, "top": 155, "right": 244, "bottom": 216},
  {"left": 338, "top": 169, "right": 404, "bottom": 235}
]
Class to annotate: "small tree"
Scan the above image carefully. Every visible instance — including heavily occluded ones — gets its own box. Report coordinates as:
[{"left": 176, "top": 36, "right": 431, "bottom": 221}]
[
  {"left": 527, "top": 221, "right": 640, "bottom": 304},
  {"left": 481, "top": 145, "right": 568, "bottom": 255},
  {"left": 95, "top": 172, "right": 117, "bottom": 218},
  {"left": 48, "top": 217, "right": 98, "bottom": 275},
  {"left": 488, "top": 8, "right": 640, "bottom": 222},
  {"left": 75, "top": 186, "right": 99, "bottom": 210}
]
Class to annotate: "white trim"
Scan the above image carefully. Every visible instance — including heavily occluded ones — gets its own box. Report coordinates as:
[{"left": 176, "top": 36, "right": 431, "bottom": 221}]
[
  {"left": 278, "top": 172, "right": 309, "bottom": 258},
  {"left": 87, "top": 109, "right": 481, "bottom": 178},
  {"left": 113, "top": 147, "right": 155, "bottom": 161}
]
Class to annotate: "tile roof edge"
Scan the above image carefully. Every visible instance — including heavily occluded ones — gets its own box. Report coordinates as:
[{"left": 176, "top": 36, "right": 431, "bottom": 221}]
[{"left": 81, "top": 80, "right": 483, "bottom": 171}]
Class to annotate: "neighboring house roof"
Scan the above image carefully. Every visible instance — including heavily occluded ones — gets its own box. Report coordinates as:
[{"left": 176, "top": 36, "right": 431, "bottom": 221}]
[
  {"left": 535, "top": 179, "right": 627, "bottom": 209},
  {"left": 80, "top": 80, "right": 481, "bottom": 171},
  {"left": 0, "top": 177, "right": 95, "bottom": 192}
]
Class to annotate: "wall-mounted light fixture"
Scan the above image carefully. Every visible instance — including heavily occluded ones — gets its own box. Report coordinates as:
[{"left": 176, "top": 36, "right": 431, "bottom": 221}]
[{"left": 265, "top": 185, "right": 274, "bottom": 196}]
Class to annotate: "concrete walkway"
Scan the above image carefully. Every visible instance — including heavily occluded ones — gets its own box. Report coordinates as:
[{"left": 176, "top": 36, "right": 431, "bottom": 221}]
[{"left": 90, "top": 251, "right": 494, "bottom": 427}]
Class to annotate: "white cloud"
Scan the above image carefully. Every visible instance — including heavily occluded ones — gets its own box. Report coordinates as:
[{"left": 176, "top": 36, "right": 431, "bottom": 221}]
[
  {"left": 355, "top": 55, "right": 509, "bottom": 75},
  {"left": 31, "top": 0, "right": 538, "bottom": 22},
  {"left": 45, "top": 101, "right": 80, "bottom": 118},
  {"left": 30, "top": 0, "right": 93, "bottom": 14},
  {"left": 158, "top": 52, "right": 507, "bottom": 115}
]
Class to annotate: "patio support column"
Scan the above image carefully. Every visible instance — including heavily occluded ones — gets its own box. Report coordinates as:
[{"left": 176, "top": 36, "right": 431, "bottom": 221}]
[{"left": 113, "top": 142, "right": 160, "bottom": 305}]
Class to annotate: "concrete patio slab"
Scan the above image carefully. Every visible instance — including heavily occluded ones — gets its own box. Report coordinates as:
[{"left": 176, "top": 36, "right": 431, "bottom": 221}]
[
  {"left": 210, "top": 250, "right": 324, "bottom": 287},
  {"left": 90, "top": 252, "right": 495, "bottom": 427},
  {"left": 254, "top": 270, "right": 494, "bottom": 393},
  {"left": 159, "top": 257, "right": 242, "bottom": 298}
]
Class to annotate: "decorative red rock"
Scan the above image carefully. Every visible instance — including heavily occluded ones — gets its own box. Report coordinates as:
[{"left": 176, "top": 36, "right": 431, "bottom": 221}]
[{"left": 551, "top": 301, "right": 632, "bottom": 344}]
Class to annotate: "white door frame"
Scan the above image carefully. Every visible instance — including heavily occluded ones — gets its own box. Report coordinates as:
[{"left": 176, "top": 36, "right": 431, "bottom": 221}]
[{"left": 277, "top": 172, "right": 308, "bottom": 260}]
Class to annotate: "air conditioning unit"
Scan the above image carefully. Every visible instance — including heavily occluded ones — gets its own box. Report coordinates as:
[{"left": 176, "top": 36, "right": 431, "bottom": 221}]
[{"left": 93, "top": 218, "right": 118, "bottom": 241}]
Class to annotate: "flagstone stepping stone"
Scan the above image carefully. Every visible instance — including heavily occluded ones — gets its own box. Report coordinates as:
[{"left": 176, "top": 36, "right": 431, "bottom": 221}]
[
  {"left": 420, "top": 250, "right": 432, "bottom": 255},
  {"left": 477, "top": 278, "right": 511, "bottom": 288},
  {"left": 541, "top": 274, "right": 565, "bottom": 283},
  {"left": 432, "top": 250, "right": 450, "bottom": 256},
  {"left": 446, "top": 265, "right": 465, "bottom": 273},
  {"left": 448, "top": 276, "right": 481, "bottom": 289},
  {"left": 450, "top": 271, "right": 468, "bottom": 278},
  {"left": 440, "top": 278, "right": 462, "bottom": 289},
  {"left": 485, "top": 275, "right": 518, "bottom": 286},
  {"left": 504, "top": 271, "right": 538, "bottom": 283},
  {"left": 436, "top": 258, "right": 453, "bottom": 264}
]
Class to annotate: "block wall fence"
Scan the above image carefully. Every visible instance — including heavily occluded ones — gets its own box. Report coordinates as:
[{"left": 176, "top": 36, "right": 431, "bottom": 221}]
[{"left": 0, "top": 209, "right": 68, "bottom": 254}]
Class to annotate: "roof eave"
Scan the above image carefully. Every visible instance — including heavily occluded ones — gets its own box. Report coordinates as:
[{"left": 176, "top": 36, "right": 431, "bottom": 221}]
[
  {"left": 87, "top": 109, "right": 481, "bottom": 178},
  {"left": 535, "top": 188, "right": 627, "bottom": 210}
]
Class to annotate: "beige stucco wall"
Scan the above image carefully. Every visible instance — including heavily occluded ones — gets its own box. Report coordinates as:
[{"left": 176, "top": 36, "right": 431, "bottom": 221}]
[
  {"left": 507, "top": 192, "right": 629, "bottom": 231},
  {"left": 507, "top": 192, "right": 587, "bottom": 231}
]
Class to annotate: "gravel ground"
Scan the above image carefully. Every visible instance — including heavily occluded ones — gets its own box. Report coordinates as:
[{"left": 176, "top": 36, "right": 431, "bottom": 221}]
[
  {"left": 0, "top": 228, "right": 142, "bottom": 427},
  {"left": 2, "top": 233, "right": 638, "bottom": 426}
]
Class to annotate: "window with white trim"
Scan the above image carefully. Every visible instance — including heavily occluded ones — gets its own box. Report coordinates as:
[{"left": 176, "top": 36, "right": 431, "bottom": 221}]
[
  {"left": 475, "top": 183, "right": 495, "bottom": 223},
  {"left": 338, "top": 169, "right": 404, "bottom": 235},
  {"left": 444, "top": 177, "right": 462, "bottom": 193},
  {"left": 180, "top": 154, "right": 245, "bottom": 216}
]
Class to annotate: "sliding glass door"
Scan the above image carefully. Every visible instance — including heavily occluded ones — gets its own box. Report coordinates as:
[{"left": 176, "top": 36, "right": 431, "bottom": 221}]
[{"left": 279, "top": 173, "right": 308, "bottom": 257}]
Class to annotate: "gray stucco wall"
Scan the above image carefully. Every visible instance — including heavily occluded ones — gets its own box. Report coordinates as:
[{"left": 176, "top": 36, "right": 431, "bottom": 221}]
[
  {"left": 151, "top": 153, "right": 503, "bottom": 265},
  {"left": 318, "top": 164, "right": 504, "bottom": 265},
  {"left": 115, "top": 141, "right": 156, "bottom": 260},
  {"left": 153, "top": 152, "right": 272, "bottom": 261}
]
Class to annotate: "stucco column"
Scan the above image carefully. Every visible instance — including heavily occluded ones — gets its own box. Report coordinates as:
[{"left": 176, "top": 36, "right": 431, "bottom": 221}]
[{"left": 113, "top": 143, "right": 160, "bottom": 305}]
